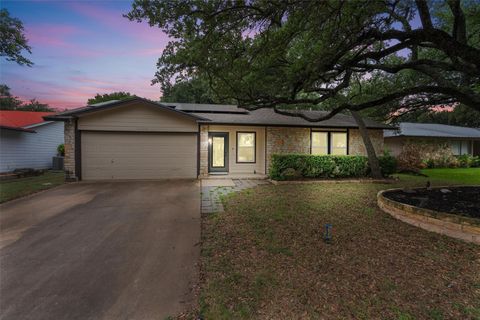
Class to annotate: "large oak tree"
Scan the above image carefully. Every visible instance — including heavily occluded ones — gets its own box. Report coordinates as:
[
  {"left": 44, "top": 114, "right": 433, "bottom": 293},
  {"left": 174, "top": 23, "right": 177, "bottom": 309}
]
[{"left": 127, "top": 0, "right": 480, "bottom": 177}]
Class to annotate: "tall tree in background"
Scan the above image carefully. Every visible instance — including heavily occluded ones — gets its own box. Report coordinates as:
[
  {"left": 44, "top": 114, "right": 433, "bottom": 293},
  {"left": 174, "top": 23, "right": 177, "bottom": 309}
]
[
  {"left": 0, "top": 85, "right": 54, "bottom": 111},
  {"left": 87, "top": 92, "right": 135, "bottom": 105},
  {"left": 0, "top": 9, "right": 32, "bottom": 66},
  {"left": 127, "top": 0, "right": 480, "bottom": 178},
  {"left": 161, "top": 77, "right": 219, "bottom": 104},
  {"left": 387, "top": 104, "right": 480, "bottom": 127}
]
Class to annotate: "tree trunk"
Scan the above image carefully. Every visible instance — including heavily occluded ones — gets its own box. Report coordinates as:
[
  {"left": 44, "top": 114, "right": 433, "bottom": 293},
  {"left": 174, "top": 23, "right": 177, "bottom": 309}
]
[{"left": 350, "top": 110, "right": 383, "bottom": 179}]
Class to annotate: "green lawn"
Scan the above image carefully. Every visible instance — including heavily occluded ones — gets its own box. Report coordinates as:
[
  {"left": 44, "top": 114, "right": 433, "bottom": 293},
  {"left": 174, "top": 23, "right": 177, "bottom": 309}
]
[
  {"left": 418, "top": 168, "right": 480, "bottom": 185},
  {"left": 196, "top": 170, "right": 480, "bottom": 319},
  {"left": 0, "top": 171, "right": 65, "bottom": 203}
]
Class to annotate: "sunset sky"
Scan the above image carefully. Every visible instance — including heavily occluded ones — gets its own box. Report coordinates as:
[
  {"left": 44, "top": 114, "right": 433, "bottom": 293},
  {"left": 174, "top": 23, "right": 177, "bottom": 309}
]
[{"left": 1, "top": 0, "right": 170, "bottom": 109}]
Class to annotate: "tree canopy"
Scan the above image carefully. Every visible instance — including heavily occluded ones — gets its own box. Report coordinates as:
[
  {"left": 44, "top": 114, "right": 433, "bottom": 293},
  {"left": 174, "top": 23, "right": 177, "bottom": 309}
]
[
  {"left": 0, "top": 9, "right": 32, "bottom": 66},
  {"left": 87, "top": 92, "right": 135, "bottom": 105},
  {"left": 161, "top": 77, "right": 217, "bottom": 103},
  {"left": 127, "top": 0, "right": 480, "bottom": 121},
  {"left": 390, "top": 104, "right": 480, "bottom": 127}
]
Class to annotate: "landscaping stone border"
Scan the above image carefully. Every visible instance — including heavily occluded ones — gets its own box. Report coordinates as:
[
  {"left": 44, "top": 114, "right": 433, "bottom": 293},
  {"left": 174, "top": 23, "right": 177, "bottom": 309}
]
[{"left": 377, "top": 187, "right": 480, "bottom": 244}]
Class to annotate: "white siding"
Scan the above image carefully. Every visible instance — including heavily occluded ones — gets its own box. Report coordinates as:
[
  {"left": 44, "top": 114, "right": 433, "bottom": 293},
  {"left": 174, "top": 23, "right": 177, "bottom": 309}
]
[{"left": 0, "top": 122, "right": 64, "bottom": 172}]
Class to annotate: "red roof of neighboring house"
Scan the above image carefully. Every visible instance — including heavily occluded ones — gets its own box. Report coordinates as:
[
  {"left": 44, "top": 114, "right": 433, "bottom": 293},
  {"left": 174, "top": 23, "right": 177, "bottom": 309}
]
[{"left": 0, "top": 111, "right": 54, "bottom": 128}]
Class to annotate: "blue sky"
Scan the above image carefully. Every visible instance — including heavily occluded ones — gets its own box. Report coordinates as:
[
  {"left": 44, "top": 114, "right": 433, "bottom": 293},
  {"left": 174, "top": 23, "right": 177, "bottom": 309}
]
[{"left": 1, "top": 0, "right": 170, "bottom": 109}]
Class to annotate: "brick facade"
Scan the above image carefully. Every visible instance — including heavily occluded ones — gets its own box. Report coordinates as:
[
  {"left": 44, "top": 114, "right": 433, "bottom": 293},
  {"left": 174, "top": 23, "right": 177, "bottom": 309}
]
[
  {"left": 64, "top": 120, "right": 77, "bottom": 180},
  {"left": 199, "top": 125, "right": 209, "bottom": 177},
  {"left": 349, "top": 129, "right": 384, "bottom": 156},
  {"left": 266, "top": 127, "right": 311, "bottom": 172}
]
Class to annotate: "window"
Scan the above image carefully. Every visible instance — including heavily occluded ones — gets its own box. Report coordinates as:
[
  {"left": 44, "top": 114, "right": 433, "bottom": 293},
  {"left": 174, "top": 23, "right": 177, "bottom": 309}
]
[
  {"left": 331, "top": 132, "right": 347, "bottom": 155},
  {"left": 461, "top": 141, "right": 471, "bottom": 155},
  {"left": 311, "top": 131, "right": 348, "bottom": 155},
  {"left": 237, "top": 132, "right": 255, "bottom": 162},
  {"left": 451, "top": 140, "right": 472, "bottom": 155},
  {"left": 212, "top": 137, "right": 225, "bottom": 167},
  {"left": 311, "top": 132, "right": 328, "bottom": 155}
]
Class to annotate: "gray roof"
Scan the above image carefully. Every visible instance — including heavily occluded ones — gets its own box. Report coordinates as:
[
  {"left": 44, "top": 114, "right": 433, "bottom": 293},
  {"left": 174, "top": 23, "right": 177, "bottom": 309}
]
[
  {"left": 44, "top": 97, "right": 208, "bottom": 121},
  {"left": 188, "top": 107, "right": 391, "bottom": 129},
  {"left": 384, "top": 122, "right": 480, "bottom": 139},
  {"left": 162, "top": 102, "right": 247, "bottom": 114},
  {"left": 44, "top": 97, "right": 391, "bottom": 129}
]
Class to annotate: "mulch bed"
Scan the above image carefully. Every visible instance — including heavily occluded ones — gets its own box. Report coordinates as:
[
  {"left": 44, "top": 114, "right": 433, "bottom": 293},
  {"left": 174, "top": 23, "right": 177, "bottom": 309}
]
[{"left": 384, "top": 186, "right": 480, "bottom": 218}]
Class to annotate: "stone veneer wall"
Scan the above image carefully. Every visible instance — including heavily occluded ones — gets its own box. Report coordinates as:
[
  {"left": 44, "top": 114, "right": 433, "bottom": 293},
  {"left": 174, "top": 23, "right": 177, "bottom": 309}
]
[
  {"left": 349, "top": 129, "right": 384, "bottom": 156},
  {"left": 64, "top": 119, "right": 77, "bottom": 180},
  {"left": 201, "top": 126, "right": 385, "bottom": 176},
  {"left": 199, "top": 125, "right": 209, "bottom": 177},
  {"left": 266, "top": 127, "right": 311, "bottom": 172}
]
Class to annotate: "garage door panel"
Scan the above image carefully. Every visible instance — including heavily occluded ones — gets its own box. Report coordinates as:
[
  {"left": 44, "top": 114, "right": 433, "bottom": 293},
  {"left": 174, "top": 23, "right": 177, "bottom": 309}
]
[{"left": 82, "top": 132, "right": 197, "bottom": 180}]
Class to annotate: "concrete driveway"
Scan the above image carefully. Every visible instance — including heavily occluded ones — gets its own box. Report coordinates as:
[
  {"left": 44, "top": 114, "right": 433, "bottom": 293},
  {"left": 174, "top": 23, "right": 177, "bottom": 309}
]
[{"left": 0, "top": 180, "right": 200, "bottom": 320}]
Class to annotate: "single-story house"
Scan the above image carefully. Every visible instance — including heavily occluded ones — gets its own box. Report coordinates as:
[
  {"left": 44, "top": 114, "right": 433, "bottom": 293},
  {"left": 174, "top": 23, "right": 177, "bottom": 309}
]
[
  {"left": 384, "top": 122, "right": 480, "bottom": 157},
  {"left": 45, "top": 97, "right": 391, "bottom": 180},
  {"left": 0, "top": 111, "right": 64, "bottom": 173}
]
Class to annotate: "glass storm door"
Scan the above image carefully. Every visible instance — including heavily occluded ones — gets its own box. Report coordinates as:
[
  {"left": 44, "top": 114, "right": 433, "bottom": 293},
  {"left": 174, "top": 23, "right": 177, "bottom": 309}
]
[{"left": 208, "top": 132, "right": 229, "bottom": 173}]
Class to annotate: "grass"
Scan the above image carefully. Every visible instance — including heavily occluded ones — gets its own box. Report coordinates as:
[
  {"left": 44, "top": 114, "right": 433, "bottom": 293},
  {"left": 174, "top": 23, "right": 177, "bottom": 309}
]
[
  {"left": 196, "top": 169, "right": 480, "bottom": 319},
  {"left": 391, "top": 168, "right": 480, "bottom": 186},
  {"left": 0, "top": 171, "right": 65, "bottom": 203}
]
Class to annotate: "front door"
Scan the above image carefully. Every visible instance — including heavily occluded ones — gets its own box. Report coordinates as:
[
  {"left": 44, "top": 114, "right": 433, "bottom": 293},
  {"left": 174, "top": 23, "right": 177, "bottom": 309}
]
[{"left": 208, "top": 132, "right": 229, "bottom": 173}]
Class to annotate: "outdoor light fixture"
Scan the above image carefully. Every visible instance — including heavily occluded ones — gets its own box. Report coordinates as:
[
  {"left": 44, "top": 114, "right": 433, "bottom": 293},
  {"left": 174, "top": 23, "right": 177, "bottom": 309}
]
[
  {"left": 324, "top": 223, "right": 333, "bottom": 243},
  {"left": 208, "top": 138, "right": 212, "bottom": 144}
]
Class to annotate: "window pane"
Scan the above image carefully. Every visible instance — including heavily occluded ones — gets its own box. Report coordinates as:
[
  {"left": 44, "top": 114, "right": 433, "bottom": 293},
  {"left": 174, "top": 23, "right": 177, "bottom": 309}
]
[
  {"left": 311, "top": 132, "right": 328, "bottom": 155},
  {"left": 451, "top": 141, "right": 461, "bottom": 155},
  {"left": 461, "top": 141, "right": 471, "bottom": 155},
  {"left": 237, "top": 133, "right": 255, "bottom": 162},
  {"left": 212, "top": 137, "right": 225, "bottom": 167},
  {"left": 331, "top": 132, "right": 347, "bottom": 155}
]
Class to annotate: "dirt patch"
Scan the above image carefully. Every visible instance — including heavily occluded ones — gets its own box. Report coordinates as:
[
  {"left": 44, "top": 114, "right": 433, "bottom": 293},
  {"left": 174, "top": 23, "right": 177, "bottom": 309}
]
[{"left": 384, "top": 186, "right": 480, "bottom": 218}]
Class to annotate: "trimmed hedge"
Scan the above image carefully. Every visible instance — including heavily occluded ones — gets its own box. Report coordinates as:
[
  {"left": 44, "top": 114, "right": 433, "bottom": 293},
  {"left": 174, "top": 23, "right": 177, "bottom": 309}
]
[{"left": 269, "top": 154, "right": 370, "bottom": 180}]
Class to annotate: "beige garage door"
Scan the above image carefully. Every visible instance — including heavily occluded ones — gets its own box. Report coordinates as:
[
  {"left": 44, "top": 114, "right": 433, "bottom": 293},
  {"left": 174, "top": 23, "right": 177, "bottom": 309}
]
[{"left": 81, "top": 131, "right": 197, "bottom": 180}]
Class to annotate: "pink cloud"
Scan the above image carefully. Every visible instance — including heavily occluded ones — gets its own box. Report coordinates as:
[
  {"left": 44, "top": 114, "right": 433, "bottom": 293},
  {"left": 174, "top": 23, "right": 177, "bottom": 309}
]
[
  {"left": 9, "top": 76, "right": 160, "bottom": 109},
  {"left": 67, "top": 2, "right": 169, "bottom": 45},
  {"left": 25, "top": 23, "right": 107, "bottom": 58}
]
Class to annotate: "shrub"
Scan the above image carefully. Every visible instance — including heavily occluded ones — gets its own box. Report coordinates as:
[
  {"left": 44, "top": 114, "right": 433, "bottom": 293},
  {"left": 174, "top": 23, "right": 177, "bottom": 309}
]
[
  {"left": 269, "top": 154, "right": 369, "bottom": 180},
  {"left": 456, "top": 154, "right": 480, "bottom": 168},
  {"left": 397, "top": 143, "right": 424, "bottom": 172},
  {"left": 472, "top": 156, "right": 480, "bottom": 168},
  {"left": 378, "top": 150, "right": 397, "bottom": 176},
  {"left": 57, "top": 144, "right": 65, "bottom": 156}
]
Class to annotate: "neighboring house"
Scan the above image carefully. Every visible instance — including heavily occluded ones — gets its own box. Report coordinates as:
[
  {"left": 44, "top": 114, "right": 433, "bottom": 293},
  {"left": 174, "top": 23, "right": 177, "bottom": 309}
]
[
  {"left": 384, "top": 122, "right": 480, "bottom": 157},
  {"left": 45, "top": 97, "right": 391, "bottom": 180},
  {"left": 0, "top": 111, "right": 64, "bottom": 173}
]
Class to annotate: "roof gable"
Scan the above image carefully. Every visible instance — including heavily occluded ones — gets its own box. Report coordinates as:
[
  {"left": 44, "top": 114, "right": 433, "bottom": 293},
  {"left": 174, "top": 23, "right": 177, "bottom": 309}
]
[{"left": 44, "top": 97, "right": 208, "bottom": 122}]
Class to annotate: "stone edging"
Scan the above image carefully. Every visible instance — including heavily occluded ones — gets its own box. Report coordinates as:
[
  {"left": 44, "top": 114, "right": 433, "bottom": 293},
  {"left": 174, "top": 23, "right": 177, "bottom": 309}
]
[
  {"left": 377, "top": 187, "right": 480, "bottom": 245},
  {"left": 270, "top": 178, "right": 393, "bottom": 185}
]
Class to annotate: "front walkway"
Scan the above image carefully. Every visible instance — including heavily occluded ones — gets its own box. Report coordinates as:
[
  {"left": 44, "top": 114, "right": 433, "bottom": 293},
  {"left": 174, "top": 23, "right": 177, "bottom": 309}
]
[{"left": 201, "top": 179, "right": 270, "bottom": 213}]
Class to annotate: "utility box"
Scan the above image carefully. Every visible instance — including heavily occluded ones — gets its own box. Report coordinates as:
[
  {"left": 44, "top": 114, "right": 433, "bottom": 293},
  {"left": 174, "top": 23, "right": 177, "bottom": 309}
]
[{"left": 52, "top": 156, "right": 64, "bottom": 170}]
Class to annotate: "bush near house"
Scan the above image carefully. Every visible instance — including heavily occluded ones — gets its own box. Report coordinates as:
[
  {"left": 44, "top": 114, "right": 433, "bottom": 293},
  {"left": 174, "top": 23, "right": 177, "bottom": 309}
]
[
  {"left": 456, "top": 154, "right": 480, "bottom": 168},
  {"left": 269, "top": 154, "right": 371, "bottom": 180},
  {"left": 378, "top": 150, "right": 397, "bottom": 176}
]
